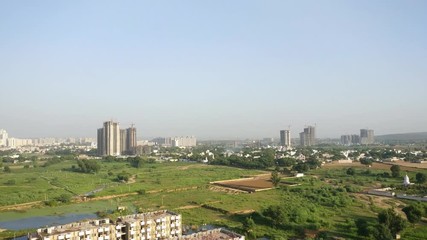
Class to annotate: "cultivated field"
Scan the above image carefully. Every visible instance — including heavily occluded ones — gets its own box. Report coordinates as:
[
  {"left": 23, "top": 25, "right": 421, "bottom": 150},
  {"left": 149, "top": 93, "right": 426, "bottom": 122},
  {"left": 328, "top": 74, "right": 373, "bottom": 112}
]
[
  {"left": 323, "top": 161, "right": 427, "bottom": 171},
  {"left": 211, "top": 174, "right": 273, "bottom": 192},
  {"left": 1, "top": 160, "right": 427, "bottom": 239}
]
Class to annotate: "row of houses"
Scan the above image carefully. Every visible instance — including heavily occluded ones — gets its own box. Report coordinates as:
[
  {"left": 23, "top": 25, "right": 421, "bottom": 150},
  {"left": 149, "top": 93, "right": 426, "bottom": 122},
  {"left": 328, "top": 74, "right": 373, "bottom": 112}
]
[{"left": 28, "top": 210, "right": 244, "bottom": 240}]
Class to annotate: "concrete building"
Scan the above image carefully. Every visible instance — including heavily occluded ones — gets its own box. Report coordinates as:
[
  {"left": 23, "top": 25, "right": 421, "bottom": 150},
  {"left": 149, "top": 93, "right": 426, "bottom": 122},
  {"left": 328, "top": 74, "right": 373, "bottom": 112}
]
[
  {"left": 153, "top": 136, "right": 196, "bottom": 148},
  {"left": 29, "top": 218, "right": 114, "bottom": 240},
  {"left": 126, "top": 126, "right": 137, "bottom": 154},
  {"left": 172, "top": 136, "right": 196, "bottom": 147},
  {"left": 29, "top": 210, "right": 181, "bottom": 240},
  {"left": 7, "top": 137, "right": 33, "bottom": 148},
  {"left": 175, "top": 228, "right": 245, "bottom": 240},
  {"left": 340, "top": 135, "right": 351, "bottom": 145},
  {"left": 300, "top": 126, "right": 315, "bottom": 147},
  {"left": 29, "top": 210, "right": 244, "bottom": 240},
  {"left": 97, "top": 121, "right": 121, "bottom": 156},
  {"left": 120, "top": 129, "right": 127, "bottom": 155},
  {"left": 280, "top": 130, "right": 291, "bottom": 148},
  {"left": 119, "top": 127, "right": 137, "bottom": 155},
  {"left": 0, "top": 129, "right": 8, "bottom": 146},
  {"left": 360, "top": 129, "right": 374, "bottom": 145}
]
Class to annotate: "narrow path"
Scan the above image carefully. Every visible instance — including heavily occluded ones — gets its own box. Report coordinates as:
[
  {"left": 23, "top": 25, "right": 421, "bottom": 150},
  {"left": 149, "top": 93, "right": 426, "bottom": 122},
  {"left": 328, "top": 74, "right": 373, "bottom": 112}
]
[{"left": 0, "top": 201, "right": 42, "bottom": 211}]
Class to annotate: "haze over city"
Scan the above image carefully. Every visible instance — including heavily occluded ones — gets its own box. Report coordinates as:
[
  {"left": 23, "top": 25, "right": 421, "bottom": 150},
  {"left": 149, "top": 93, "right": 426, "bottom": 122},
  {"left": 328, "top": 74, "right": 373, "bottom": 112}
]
[{"left": 1, "top": 1, "right": 426, "bottom": 139}]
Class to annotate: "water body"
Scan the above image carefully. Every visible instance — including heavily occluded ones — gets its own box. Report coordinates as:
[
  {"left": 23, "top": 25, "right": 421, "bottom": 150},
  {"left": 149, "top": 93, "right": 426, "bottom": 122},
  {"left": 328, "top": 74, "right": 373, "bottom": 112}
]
[{"left": 0, "top": 213, "right": 97, "bottom": 230}]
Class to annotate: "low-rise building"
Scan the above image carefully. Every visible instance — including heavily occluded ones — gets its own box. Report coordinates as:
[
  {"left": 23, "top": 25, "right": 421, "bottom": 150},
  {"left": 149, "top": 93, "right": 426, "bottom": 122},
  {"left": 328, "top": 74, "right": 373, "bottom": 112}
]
[
  {"left": 175, "top": 228, "right": 244, "bottom": 240},
  {"left": 29, "top": 210, "right": 181, "bottom": 240},
  {"left": 28, "top": 210, "right": 244, "bottom": 240}
]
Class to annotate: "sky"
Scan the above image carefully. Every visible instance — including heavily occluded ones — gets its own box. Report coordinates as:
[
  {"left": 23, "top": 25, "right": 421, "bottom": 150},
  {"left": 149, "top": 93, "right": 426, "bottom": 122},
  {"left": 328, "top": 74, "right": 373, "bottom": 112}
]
[{"left": 0, "top": 0, "right": 426, "bottom": 140}]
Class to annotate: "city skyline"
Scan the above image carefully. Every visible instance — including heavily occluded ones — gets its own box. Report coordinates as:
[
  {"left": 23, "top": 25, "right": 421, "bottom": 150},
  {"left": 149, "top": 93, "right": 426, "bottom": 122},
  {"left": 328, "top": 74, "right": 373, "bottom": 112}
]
[{"left": 1, "top": 1, "right": 426, "bottom": 139}]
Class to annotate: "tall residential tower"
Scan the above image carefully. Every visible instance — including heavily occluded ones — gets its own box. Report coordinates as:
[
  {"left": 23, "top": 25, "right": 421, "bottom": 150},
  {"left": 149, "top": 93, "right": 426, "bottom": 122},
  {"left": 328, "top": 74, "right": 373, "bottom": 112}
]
[
  {"left": 300, "top": 125, "right": 316, "bottom": 147},
  {"left": 360, "top": 129, "right": 374, "bottom": 144},
  {"left": 97, "top": 121, "right": 121, "bottom": 156},
  {"left": 279, "top": 130, "right": 291, "bottom": 148},
  {"left": 97, "top": 121, "right": 137, "bottom": 156}
]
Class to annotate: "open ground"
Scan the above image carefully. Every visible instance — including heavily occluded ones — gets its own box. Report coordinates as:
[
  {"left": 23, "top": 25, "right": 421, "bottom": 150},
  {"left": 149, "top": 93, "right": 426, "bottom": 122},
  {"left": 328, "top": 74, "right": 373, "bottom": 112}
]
[{"left": 1, "top": 160, "right": 427, "bottom": 239}]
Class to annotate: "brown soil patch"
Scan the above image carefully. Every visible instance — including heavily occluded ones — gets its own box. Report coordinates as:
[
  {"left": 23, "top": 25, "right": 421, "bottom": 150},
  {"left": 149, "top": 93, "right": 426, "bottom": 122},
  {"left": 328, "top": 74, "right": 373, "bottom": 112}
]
[
  {"left": 175, "top": 205, "right": 201, "bottom": 210},
  {"left": 211, "top": 174, "right": 277, "bottom": 192},
  {"left": 323, "top": 161, "right": 425, "bottom": 171},
  {"left": 231, "top": 209, "right": 256, "bottom": 214},
  {"left": 353, "top": 193, "right": 406, "bottom": 216},
  {"left": 209, "top": 185, "right": 247, "bottom": 194}
]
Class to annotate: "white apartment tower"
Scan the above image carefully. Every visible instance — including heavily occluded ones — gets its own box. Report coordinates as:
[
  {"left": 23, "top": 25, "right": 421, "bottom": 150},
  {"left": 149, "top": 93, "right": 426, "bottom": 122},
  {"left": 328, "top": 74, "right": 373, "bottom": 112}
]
[{"left": 0, "top": 129, "right": 8, "bottom": 146}]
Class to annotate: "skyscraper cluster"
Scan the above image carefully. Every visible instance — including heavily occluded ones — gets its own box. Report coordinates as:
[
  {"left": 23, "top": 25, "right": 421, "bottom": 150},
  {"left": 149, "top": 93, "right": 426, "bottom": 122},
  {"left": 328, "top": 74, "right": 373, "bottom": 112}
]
[
  {"left": 300, "top": 126, "right": 316, "bottom": 147},
  {"left": 97, "top": 121, "right": 136, "bottom": 156},
  {"left": 360, "top": 129, "right": 375, "bottom": 144},
  {"left": 340, "top": 129, "right": 374, "bottom": 145}
]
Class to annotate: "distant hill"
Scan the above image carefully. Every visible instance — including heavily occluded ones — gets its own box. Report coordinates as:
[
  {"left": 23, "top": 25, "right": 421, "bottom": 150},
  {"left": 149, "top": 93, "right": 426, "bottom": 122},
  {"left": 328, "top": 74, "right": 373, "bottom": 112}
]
[{"left": 376, "top": 132, "right": 427, "bottom": 143}]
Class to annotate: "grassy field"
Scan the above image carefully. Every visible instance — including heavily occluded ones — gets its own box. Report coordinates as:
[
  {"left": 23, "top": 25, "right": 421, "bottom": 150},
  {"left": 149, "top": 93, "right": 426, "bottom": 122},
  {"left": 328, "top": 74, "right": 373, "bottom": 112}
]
[
  {"left": 0, "top": 161, "right": 264, "bottom": 206},
  {"left": 1, "top": 160, "right": 427, "bottom": 239}
]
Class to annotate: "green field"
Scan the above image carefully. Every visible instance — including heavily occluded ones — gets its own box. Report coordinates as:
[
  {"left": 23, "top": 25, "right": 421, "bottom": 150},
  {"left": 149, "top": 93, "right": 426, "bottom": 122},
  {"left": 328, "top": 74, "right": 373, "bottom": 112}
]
[{"left": 1, "top": 160, "right": 427, "bottom": 239}]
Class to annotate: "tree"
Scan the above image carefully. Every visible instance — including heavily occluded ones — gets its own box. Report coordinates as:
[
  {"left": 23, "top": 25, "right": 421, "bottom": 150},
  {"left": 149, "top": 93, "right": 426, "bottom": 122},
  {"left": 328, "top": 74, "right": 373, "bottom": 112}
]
[
  {"left": 402, "top": 204, "right": 423, "bottom": 224},
  {"left": 292, "top": 163, "right": 309, "bottom": 173},
  {"left": 355, "top": 218, "right": 370, "bottom": 237},
  {"left": 243, "top": 217, "right": 256, "bottom": 239},
  {"left": 360, "top": 158, "right": 373, "bottom": 166},
  {"left": 117, "top": 171, "right": 130, "bottom": 182},
  {"left": 130, "top": 157, "right": 145, "bottom": 168},
  {"left": 56, "top": 194, "right": 72, "bottom": 203},
  {"left": 277, "top": 157, "right": 296, "bottom": 167},
  {"left": 346, "top": 167, "right": 355, "bottom": 175},
  {"left": 373, "top": 224, "right": 393, "bottom": 240},
  {"left": 378, "top": 208, "right": 406, "bottom": 236},
  {"left": 76, "top": 159, "right": 100, "bottom": 173},
  {"left": 263, "top": 205, "right": 288, "bottom": 227},
  {"left": 271, "top": 170, "right": 281, "bottom": 187},
  {"left": 390, "top": 165, "right": 401, "bottom": 178},
  {"left": 415, "top": 172, "right": 427, "bottom": 184}
]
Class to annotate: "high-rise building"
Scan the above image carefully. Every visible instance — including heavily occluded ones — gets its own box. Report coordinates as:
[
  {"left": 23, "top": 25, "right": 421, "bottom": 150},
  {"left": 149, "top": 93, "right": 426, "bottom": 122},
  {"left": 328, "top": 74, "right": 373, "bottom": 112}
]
[
  {"left": 280, "top": 130, "right": 291, "bottom": 148},
  {"left": 340, "top": 135, "right": 351, "bottom": 145},
  {"left": 351, "top": 134, "right": 360, "bottom": 145},
  {"left": 97, "top": 128, "right": 104, "bottom": 156},
  {"left": 120, "top": 127, "right": 137, "bottom": 155},
  {"left": 97, "top": 121, "right": 120, "bottom": 156},
  {"left": 120, "top": 129, "right": 127, "bottom": 154},
  {"left": 126, "top": 126, "right": 137, "bottom": 154},
  {"left": 300, "top": 126, "right": 315, "bottom": 147},
  {"left": 0, "top": 129, "right": 8, "bottom": 146},
  {"left": 98, "top": 121, "right": 137, "bottom": 156},
  {"left": 360, "top": 129, "right": 374, "bottom": 144}
]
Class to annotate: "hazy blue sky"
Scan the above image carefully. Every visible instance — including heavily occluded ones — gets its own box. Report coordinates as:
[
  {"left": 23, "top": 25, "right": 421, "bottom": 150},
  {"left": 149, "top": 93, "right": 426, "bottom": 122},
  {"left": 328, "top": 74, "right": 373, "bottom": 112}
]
[{"left": 1, "top": 1, "right": 426, "bottom": 139}]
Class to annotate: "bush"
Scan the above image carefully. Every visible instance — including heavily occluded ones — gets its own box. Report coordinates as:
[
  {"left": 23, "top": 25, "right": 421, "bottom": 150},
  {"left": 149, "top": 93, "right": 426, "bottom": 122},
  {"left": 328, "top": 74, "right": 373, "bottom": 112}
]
[
  {"left": 5, "top": 179, "right": 16, "bottom": 185},
  {"left": 44, "top": 200, "right": 58, "bottom": 207},
  {"left": 55, "top": 194, "right": 72, "bottom": 203},
  {"left": 117, "top": 172, "right": 130, "bottom": 182}
]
